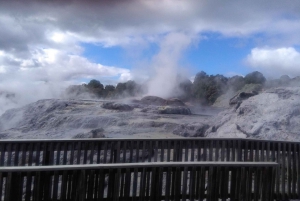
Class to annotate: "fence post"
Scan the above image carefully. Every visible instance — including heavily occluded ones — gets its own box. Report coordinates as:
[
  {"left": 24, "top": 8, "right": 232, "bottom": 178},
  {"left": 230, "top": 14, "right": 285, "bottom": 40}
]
[{"left": 5, "top": 172, "right": 22, "bottom": 201}]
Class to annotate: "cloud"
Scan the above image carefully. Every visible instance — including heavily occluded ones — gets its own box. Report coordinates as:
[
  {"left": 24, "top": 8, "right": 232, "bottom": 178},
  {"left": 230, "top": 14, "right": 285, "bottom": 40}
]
[
  {"left": 0, "top": 47, "right": 131, "bottom": 114},
  {"left": 246, "top": 47, "right": 300, "bottom": 77},
  {"left": 1, "top": 0, "right": 300, "bottom": 52},
  {"left": 0, "top": 47, "right": 131, "bottom": 83},
  {"left": 1, "top": 0, "right": 300, "bottom": 112}
]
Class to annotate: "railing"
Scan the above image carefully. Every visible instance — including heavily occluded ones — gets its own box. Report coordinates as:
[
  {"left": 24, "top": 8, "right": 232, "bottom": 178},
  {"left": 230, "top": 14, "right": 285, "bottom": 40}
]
[
  {"left": 0, "top": 162, "right": 277, "bottom": 201},
  {"left": 0, "top": 138, "right": 299, "bottom": 200}
]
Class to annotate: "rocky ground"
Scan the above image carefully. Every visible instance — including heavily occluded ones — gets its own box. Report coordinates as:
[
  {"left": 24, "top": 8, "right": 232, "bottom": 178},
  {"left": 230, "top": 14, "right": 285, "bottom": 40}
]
[
  {"left": 206, "top": 87, "right": 300, "bottom": 141},
  {"left": 1, "top": 86, "right": 300, "bottom": 141},
  {"left": 0, "top": 96, "right": 216, "bottom": 139}
]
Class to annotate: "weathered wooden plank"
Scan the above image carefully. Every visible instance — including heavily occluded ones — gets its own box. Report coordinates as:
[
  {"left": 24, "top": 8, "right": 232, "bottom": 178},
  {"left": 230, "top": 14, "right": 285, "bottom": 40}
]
[
  {"left": 266, "top": 141, "right": 270, "bottom": 162},
  {"left": 167, "top": 140, "right": 171, "bottom": 162},
  {"left": 55, "top": 142, "right": 61, "bottom": 165},
  {"left": 145, "top": 167, "right": 151, "bottom": 199},
  {"left": 103, "top": 141, "right": 108, "bottom": 163},
  {"left": 135, "top": 141, "right": 139, "bottom": 163},
  {"left": 69, "top": 142, "right": 75, "bottom": 165},
  {"left": 28, "top": 143, "right": 34, "bottom": 166},
  {"left": 276, "top": 142, "right": 281, "bottom": 200},
  {"left": 139, "top": 167, "right": 146, "bottom": 200},
  {"left": 184, "top": 141, "right": 189, "bottom": 162},
  {"left": 160, "top": 141, "right": 164, "bottom": 162},
  {"left": 253, "top": 167, "right": 259, "bottom": 201},
  {"left": 288, "top": 142, "right": 292, "bottom": 198},
  {"left": 189, "top": 166, "right": 196, "bottom": 201},
  {"left": 197, "top": 140, "right": 202, "bottom": 162},
  {"left": 156, "top": 167, "right": 163, "bottom": 201},
  {"left": 32, "top": 172, "right": 42, "bottom": 201},
  {"left": 0, "top": 172, "right": 3, "bottom": 201},
  {"left": 83, "top": 141, "right": 88, "bottom": 164},
  {"left": 198, "top": 166, "right": 205, "bottom": 201},
  {"left": 35, "top": 142, "right": 41, "bottom": 166},
  {"left": 232, "top": 140, "right": 236, "bottom": 162},
  {"left": 255, "top": 141, "right": 260, "bottom": 162},
  {"left": 60, "top": 170, "right": 68, "bottom": 201},
  {"left": 207, "top": 166, "right": 214, "bottom": 201},
  {"left": 182, "top": 166, "right": 188, "bottom": 201},
  {"left": 297, "top": 143, "right": 300, "bottom": 199},
  {"left": 97, "top": 169, "right": 105, "bottom": 200},
  {"left": 148, "top": 141, "right": 154, "bottom": 162},
  {"left": 52, "top": 170, "right": 59, "bottom": 201},
  {"left": 245, "top": 167, "right": 252, "bottom": 201},
  {"left": 42, "top": 142, "right": 48, "bottom": 166},
  {"left": 150, "top": 167, "right": 156, "bottom": 201},
  {"left": 113, "top": 168, "right": 121, "bottom": 201},
  {"left": 208, "top": 140, "right": 213, "bottom": 161},
  {"left": 165, "top": 167, "right": 171, "bottom": 201},
  {"left": 250, "top": 140, "right": 254, "bottom": 162},
  {"left": 21, "top": 142, "right": 27, "bottom": 166},
  {"left": 6, "top": 143, "right": 12, "bottom": 166},
  {"left": 237, "top": 139, "right": 242, "bottom": 161},
  {"left": 154, "top": 141, "right": 158, "bottom": 162},
  {"left": 191, "top": 140, "right": 195, "bottom": 162},
  {"left": 25, "top": 172, "right": 33, "bottom": 201},
  {"left": 292, "top": 143, "right": 297, "bottom": 198},
  {"left": 132, "top": 167, "right": 138, "bottom": 200},
  {"left": 230, "top": 166, "right": 237, "bottom": 201},
  {"left": 282, "top": 142, "right": 286, "bottom": 200},
  {"left": 221, "top": 140, "right": 226, "bottom": 162},
  {"left": 121, "top": 141, "right": 126, "bottom": 163},
  {"left": 89, "top": 141, "right": 95, "bottom": 164}
]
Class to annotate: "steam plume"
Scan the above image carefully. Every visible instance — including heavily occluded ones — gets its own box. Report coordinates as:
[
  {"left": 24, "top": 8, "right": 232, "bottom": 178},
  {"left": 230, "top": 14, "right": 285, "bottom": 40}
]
[{"left": 147, "top": 33, "right": 195, "bottom": 98}]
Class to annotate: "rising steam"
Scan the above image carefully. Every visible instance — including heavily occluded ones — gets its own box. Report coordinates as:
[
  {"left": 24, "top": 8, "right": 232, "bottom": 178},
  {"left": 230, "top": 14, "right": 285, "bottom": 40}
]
[{"left": 146, "top": 33, "right": 195, "bottom": 98}]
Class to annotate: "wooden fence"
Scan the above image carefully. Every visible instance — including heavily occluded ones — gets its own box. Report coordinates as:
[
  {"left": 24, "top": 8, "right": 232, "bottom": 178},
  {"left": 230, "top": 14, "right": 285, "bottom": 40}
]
[
  {"left": 0, "top": 162, "right": 277, "bottom": 201},
  {"left": 0, "top": 138, "right": 299, "bottom": 200}
]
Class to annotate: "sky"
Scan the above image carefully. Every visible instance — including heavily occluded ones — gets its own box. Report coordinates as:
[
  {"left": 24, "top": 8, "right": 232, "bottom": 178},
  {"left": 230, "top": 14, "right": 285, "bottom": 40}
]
[{"left": 1, "top": 0, "right": 300, "bottom": 112}]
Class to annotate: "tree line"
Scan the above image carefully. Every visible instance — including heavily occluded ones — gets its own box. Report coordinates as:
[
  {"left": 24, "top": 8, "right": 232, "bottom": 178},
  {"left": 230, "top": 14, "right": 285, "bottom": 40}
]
[{"left": 67, "top": 71, "right": 271, "bottom": 105}]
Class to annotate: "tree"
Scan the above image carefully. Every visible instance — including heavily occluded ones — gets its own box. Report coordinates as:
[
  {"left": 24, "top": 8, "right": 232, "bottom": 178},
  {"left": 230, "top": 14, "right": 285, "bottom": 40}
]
[
  {"left": 192, "top": 71, "right": 228, "bottom": 104},
  {"left": 103, "top": 85, "right": 116, "bottom": 98},
  {"left": 228, "top": 75, "right": 245, "bottom": 91},
  {"left": 87, "top": 79, "right": 104, "bottom": 90},
  {"left": 105, "top": 85, "right": 115, "bottom": 92},
  {"left": 244, "top": 71, "right": 266, "bottom": 85},
  {"left": 86, "top": 79, "right": 104, "bottom": 97}
]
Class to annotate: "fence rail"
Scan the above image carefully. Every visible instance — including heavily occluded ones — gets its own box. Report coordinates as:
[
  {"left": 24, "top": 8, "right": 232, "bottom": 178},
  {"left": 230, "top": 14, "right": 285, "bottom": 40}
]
[
  {"left": 0, "top": 162, "right": 277, "bottom": 201},
  {"left": 0, "top": 138, "right": 299, "bottom": 200}
]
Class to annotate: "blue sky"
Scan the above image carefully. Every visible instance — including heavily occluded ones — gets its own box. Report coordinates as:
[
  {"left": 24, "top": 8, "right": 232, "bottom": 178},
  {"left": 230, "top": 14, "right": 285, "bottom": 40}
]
[{"left": 81, "top": 33, "right": 257, "bottom": 80}]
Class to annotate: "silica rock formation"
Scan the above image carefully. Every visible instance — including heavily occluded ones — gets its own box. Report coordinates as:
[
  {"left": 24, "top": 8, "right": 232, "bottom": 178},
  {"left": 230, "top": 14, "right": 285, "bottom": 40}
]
[
  {"left": 206, "top": 87, "right": 300, "bottom": 141},
  {"left": 0, "top": 97, "right": 211, "bottom": 139}
]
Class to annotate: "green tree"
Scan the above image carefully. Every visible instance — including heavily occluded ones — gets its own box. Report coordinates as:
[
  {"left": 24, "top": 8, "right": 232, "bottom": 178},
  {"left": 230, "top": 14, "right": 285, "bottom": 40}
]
[
  {"left": 86, "top": 79, "right": 104, "bottom": 97},
  {"left": 244, "top": 71, "right": 266, "bottom": 85},
  {"left": 87, "top": 79, "right": 104, "bottom": 89},
  {"left": 192, "top": 71, "right": 228, "bottom": 104}
]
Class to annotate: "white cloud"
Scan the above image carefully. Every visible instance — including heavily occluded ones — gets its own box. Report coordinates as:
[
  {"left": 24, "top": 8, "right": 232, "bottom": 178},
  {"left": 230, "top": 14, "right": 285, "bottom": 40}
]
[
  {"left": 246, "top": 47, "right": 300, "bottom": 77},
  {"left": 0, "top": 47, "right": 131, "bottom": 82},
  {"left": 0, "top": 46, "right": 131, "bottom": 114},
  {"left": 1, "top": 0, "right": 300, "bottom": 111}
]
